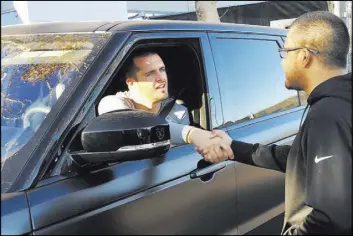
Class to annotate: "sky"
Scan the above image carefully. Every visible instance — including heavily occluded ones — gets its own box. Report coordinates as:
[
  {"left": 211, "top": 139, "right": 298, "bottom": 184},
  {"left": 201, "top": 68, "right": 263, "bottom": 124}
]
[{"left": 211, "top": 38, "right": 298, "bottom": 124}]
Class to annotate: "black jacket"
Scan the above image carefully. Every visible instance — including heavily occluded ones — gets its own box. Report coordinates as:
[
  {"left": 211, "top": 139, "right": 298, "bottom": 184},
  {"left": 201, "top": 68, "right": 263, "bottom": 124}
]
[{"left": 231, "top": 73, "right": 352, "bottom": 235}]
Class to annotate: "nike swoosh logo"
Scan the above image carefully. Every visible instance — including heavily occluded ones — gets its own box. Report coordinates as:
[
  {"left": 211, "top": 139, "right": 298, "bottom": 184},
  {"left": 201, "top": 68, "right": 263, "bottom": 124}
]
[{"left": 314, "top": 155, "right": 333, "bottom": 163}]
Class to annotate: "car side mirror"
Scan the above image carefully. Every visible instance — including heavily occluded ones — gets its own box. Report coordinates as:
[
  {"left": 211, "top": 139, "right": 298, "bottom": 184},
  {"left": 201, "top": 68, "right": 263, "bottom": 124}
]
[{"left": 68, "top": 109, "right": 170, "bottom": 167}]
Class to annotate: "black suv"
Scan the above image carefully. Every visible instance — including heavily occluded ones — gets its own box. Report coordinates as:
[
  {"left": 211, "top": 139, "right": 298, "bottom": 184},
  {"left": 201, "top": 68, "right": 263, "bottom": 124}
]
[{"left": 1, "top": 20, "right": 307, "bottom": 235}]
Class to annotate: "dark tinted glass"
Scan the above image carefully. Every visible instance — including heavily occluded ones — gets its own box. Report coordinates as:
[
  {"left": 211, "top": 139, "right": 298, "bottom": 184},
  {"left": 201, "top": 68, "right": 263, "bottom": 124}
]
[{"left": 211, "top": 38, "right": 299, "bottom": 128}]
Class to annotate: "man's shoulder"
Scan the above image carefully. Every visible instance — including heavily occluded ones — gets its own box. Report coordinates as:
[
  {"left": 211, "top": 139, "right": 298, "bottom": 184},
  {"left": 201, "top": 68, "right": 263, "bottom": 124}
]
[
  {"left": 98, "top": 92, "right": 135, "bottom": 115},
  {"left": 305, "top": 99, "right": 351, "bottom": 133},
  {"left": 309, "top": 97, "right": 351, "bottom": 121}
]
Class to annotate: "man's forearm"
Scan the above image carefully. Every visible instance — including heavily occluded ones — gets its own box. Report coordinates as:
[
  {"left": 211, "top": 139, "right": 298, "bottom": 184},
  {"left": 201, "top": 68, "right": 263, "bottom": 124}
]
[
  {"left": 230, "top": 140, "right": 257, "bottom": 166},
  {"left": 231, "top": 141, "right": 290, "bottom": 173},
  {"left": 169, "top": 124, "right": 214, "bottom": 146}
]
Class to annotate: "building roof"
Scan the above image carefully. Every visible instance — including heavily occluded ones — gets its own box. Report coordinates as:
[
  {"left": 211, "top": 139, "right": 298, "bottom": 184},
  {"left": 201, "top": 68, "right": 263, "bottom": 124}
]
[{"left": 1, "top": 20, "right": 288, "bottom": 36}]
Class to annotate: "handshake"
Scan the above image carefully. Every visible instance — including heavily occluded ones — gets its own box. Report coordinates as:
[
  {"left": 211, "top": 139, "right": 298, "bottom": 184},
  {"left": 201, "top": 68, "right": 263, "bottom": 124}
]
[{"left": 186, "top": 127, "right": 234, "bottom": 163}]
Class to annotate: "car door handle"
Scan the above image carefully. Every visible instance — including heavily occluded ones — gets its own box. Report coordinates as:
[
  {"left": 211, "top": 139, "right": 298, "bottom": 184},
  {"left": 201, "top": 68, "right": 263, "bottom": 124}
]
[{"left": 190, "top": 162, "right": 227, "bottom": 179}]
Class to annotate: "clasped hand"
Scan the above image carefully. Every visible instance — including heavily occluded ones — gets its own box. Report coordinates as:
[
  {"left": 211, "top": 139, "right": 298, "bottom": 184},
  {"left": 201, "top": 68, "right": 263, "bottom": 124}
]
[{"left": 189, "top": 129, "right": 234, "bottom": 163}]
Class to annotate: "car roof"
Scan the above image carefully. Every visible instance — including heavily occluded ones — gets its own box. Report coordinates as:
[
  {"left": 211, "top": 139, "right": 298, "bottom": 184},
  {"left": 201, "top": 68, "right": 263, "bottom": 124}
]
[{"left": 1, "top": 20, "right": 288, "bottom": 36}]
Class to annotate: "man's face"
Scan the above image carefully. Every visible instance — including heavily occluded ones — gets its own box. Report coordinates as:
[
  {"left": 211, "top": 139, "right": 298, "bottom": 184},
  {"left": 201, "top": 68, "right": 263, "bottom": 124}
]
[
  {"left": 281, "top": 29, "right": 305, "bottom": 91},
  {"left": 129, "top": 54, "right": 169, "bottom": 102}
]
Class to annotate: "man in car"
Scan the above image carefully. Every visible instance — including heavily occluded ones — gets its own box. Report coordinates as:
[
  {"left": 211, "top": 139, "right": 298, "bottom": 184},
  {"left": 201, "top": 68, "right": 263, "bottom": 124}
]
[
  {"left": 98, "top": 49, "right": 225, "bottom": 148},
  {"left": 196, "top": 11, "right": 352, "bottom": 235}
]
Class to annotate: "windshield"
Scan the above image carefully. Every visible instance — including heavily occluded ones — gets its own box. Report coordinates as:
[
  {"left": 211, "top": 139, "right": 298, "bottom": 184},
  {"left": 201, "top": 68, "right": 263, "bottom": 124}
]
[{"left": 1, "top": 33, "right": 110, "bottom": 177}]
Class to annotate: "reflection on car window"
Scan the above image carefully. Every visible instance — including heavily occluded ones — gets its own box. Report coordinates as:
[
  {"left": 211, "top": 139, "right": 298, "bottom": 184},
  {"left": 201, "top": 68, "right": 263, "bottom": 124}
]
[
  {"left": 1, "top": 33, "right": 110, "bottom": 173},
  {"left": 210, "top": 38, "right": 299, "bottom": 129}
]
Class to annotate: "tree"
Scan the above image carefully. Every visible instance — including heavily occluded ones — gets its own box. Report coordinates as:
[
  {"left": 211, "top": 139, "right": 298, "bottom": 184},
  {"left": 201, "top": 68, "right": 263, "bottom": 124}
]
[{"left": 195, "top": 1, "right": 220, "bottom": 22}]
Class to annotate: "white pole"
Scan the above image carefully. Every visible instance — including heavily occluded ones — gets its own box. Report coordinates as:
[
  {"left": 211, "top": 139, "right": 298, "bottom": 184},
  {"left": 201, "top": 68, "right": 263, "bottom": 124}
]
[
  {"left": 333, "top": 1, "right": 341, "bottom": 17},
  {"left": 346, "top": 1, "right": 352, "bottom": 72},
  {"left": 333, "top": 1, "right": 351, "bottom": 72}
]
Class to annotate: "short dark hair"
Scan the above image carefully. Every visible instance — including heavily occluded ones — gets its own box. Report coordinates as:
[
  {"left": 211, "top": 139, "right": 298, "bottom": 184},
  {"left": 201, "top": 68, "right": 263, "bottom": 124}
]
[
  {"left": 290, "top": 11, "right": 350, "bottom": 68},
  {"left": 124, "top": 49, "right": 157, "bottom": 79}
]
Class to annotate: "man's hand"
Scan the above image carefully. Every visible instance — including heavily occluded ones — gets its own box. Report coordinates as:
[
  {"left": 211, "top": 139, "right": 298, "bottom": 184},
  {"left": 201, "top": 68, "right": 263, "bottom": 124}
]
[
  {"left": 187, "top": 128, "right": 219, "bottom": 148},
  {"left": 194, "top": 130, "right": 234, "bottom": 163},
  {"left": 209, "top": 130, "right": 232, "bottom": 146}
]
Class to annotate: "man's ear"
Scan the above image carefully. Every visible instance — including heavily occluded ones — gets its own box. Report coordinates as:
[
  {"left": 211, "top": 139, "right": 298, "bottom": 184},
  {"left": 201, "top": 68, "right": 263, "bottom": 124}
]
[{"left": 300, "top": 49, "right": 312, "bottom": 68}]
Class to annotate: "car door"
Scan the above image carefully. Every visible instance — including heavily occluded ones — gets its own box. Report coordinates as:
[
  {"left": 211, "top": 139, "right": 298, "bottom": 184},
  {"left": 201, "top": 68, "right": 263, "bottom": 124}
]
[
  {"left": 26, "top": 31, "right": 238, "bottom": 235},
  {"left": 208, "top": 32, "right": 305, "bottom": 235}
]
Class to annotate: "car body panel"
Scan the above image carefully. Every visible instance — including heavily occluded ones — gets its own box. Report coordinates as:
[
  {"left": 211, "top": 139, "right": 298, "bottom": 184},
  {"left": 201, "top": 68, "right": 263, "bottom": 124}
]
[
  {"left": 231, "top": 109, "right": 303, "bottom": 234},
  {"left": 1, "top": 192, "right": 32, "bottom": 235},
  {"left": 206, "top": 32, "right": 302, "bottom": 234},
  {"left": 29, "top": 146, "right": 238, "bottom": 234}
]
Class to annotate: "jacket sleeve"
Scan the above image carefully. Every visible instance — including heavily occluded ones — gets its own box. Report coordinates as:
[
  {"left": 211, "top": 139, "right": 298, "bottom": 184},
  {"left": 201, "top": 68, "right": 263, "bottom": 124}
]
[
  {"left": 231, "top": 140, "right": 291, "bottom": 173},
  {"left": 284, "top": 118, "right": 352, "bottom": 235}
]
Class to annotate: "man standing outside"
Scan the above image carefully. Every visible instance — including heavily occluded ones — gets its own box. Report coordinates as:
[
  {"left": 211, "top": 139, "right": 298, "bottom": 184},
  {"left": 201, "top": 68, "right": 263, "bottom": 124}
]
[{"left": 197, "top": 11, "right": 352, "bottom": 235}]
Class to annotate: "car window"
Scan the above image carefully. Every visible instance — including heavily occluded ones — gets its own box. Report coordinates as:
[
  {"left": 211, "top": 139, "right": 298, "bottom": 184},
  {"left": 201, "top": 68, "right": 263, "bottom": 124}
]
[
  {"left": 1, "top": 33, "right": 110, "bottom": 172},
  {"left": 210, "top": 38, "right": 300, "bottom": 129}
]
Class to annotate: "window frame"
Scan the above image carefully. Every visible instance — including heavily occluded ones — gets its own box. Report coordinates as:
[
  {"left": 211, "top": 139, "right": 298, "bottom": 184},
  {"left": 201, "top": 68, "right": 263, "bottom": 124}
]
[
  {"left": 94, "top": 38, "right": 207, "bottom": 129},
  {"left": 208, "top": 32, "right": 302, "bottom": 132},
  {"left": 39, "top": 31, "right": 221, "bottom": 184}
]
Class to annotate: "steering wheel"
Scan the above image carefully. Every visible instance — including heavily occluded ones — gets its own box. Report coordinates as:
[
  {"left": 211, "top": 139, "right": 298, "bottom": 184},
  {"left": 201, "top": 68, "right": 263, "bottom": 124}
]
[{"left": 23, "top": 106, "right": 51, "bottom": 130}]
